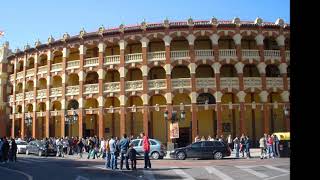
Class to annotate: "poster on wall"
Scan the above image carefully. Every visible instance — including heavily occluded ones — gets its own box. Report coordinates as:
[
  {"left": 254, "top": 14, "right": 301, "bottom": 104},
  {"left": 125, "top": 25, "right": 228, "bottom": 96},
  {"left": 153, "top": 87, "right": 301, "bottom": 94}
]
[{"left": 170, "top": 122, "right": 179, "bottom": 139}]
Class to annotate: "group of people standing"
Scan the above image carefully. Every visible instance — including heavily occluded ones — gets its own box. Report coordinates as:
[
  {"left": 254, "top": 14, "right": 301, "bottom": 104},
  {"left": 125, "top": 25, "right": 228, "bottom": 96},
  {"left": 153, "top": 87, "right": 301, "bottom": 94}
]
[
  {"left": 259, "top": 133, "right": 280, "bottom": 159},
  {"left": 103, "top": 132, "right": 151, "bottom": 170},
  {"left": 0, "top": 136, "right": 17, "bottom": 163}
]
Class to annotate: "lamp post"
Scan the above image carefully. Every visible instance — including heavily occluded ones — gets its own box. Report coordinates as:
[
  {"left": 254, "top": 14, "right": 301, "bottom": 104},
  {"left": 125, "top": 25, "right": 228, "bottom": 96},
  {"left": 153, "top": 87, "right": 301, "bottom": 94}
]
[
  {"left": 24, "top": 113, "right": 32, "bottom": 138},
  {"left": 164, "top": 109, "right": 185, "bottom": 150},
  {"left": 64, "top": 110, "right": 78, "bottom": 137}
]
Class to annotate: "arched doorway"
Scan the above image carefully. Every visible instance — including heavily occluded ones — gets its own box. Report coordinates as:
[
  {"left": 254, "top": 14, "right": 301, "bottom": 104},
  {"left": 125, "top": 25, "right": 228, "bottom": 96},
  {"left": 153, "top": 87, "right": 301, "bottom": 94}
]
[
  {"left": 197, "top": 93, "right": 216, "bottom": 138},
  {"left": 149, "top": 94, "right": 167, "bottom": 142},
  {"left": 84, "top": 98, "right": 99, "bottom": 137},
  {"left": 126, "top": 96, "right": 143, "bottom": 137},
  {"left": 104, "top": 97, "right": 120, "bottom": 138}
]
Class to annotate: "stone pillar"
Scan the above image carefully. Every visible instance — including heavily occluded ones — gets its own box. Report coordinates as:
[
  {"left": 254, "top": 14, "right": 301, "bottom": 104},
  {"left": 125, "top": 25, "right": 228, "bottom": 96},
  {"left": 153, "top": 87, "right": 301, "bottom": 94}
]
[
  {"left": 214, "top": 91, "right": 222, "bottom": 136},
  {"left": 237, "top": 91, "right": 246, "bottom": 134},
  {"left": 259, "top": 91, "right": 269, "bottom": 134},
  {"left": 61, "top": 47, "right": 69, "bottom": 137},
  {"left": 98, "top": 43, "right": 105, "bottom": 138},
  {"left": 119, "top": 40, "right": 127, "bottom": 135},
  {"left": 21, "top": 55, "right": 27, "bottom": 139},
  {"left": 46, "top": 50, "right": 52, "bottom": 138},
  {"left": 78, "top": 45, "right": 85, "bottom": 138},
  {"left": 141, "top": 37, "right": 150, "bottom": 136},
  {"left": 11, "top": 57, "right": 18, "bottom": 138},
  {"left": 32, "top": 55, "right": 38, "bottom": 138}
]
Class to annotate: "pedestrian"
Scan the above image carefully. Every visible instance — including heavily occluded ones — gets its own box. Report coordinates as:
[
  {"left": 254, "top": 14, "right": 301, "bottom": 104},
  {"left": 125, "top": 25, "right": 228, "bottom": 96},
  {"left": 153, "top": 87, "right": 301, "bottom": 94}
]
[
  {"left": 1, "top": 137, "right": 9, "bottom": 163},
  {"left": 44, "top": 138, "right": 49, "bottom": 157},
  {"left": 87, "top": 138, "right": 96, "bottom": 159},
  {"left": 118, "top": 134, "right": 130, "bottom": 170},
  {"left": 140, "top": 132, "right": 151, "bottom": 169},
  {"left": 207, "top": 135, "right": 213, "bottom": 141},
  {"left": 233, "top": 136, "right": 240, "bottom": 158},
  {"left": 194, "top": 135, "right": 200, "bottom": 142},
  {"left": 77, "top": 138, "right": 84, "bottom": 159},
  {"left": 0, "top": 137, "right": 3, "bottom": 163},
  {"left": 227, "top": 135, "right": 233, "bottom": 150},
  {"left": 244, "top": 136, "right": 251, "bottom": 159},
  {"left": 266, "top": 135, "right": 274, "bottom": 158},
  {"left": 126, "top": 143, "right": 139, "bottom": 170},
  {"left": 9, "top": 138, "right": 17, "bottom": 162},
  {"left": 62, "top": 137, "right": 69, "bottom": 157},
  {"left": 219, "top": 135, "right": 224, "bottom": 142},
  {"left": 105, "top": 137, "right": 111, "bottom": 169},
  {"left": 259, "top": 135, "right": 267, "bottom": 159},
  {"left": 109, "top": 136, "right": 118, "bottom": 170},
  {"left": 273, "top": 134, "right": 280, "bottom": 158},
  {"left": 56, "top": 138, "right": 62, "bottom": 157},
  {"left": 100, "top": 138, "right": 106, "bottom": 159},
  {"left": 240, "top": 134, "right": 245, "bottom": 158}
]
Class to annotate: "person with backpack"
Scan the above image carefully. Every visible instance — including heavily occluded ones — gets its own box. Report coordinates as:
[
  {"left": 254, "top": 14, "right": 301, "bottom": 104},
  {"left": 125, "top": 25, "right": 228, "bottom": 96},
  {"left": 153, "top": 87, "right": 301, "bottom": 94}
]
[
  {"left": 77, "top": 138, "right": 84, "bottom": 159},
  {"left": 126, "top": 143, "right": 139, "bottom": 170}
]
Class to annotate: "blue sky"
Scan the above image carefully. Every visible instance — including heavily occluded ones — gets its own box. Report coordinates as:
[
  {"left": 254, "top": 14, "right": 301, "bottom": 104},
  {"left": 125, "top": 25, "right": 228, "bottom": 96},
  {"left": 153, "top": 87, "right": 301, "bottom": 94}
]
[{"left": 0, "top": 0, "right": 290, "bottom": 50}]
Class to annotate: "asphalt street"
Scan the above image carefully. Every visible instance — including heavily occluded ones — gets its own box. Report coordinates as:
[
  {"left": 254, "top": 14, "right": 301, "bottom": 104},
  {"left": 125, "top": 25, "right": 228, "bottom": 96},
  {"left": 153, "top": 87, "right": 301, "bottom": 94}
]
[{"left": 0, "top": 154, "right": 290, "bottom": 180}]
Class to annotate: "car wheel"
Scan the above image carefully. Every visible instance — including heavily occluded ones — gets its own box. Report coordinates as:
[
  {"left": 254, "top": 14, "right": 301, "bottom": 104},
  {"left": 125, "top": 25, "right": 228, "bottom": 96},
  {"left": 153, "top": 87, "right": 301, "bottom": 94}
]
[
  {"left": 26, "top": 149, "right": 29, "bottom": 155},
  {"left": 176, "top": 152, "right": 186, "bottom": 160},
  {"left": 213, "top": 152, "right": 223, "bottom": 160},
  {"left": 151, "top": 152, "right": 160, "bottom": 160},
  {"left": 38, "top": 150, "right": 43, "bottom": 157}
]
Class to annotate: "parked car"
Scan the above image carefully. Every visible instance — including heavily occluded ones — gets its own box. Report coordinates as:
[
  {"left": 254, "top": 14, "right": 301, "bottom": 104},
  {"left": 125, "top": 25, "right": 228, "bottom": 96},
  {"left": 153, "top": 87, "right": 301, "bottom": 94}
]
[
  {"left": 16, "top": 140, "right": 28, "bottom": 154},
  {"left": 26, "top": 140, "right": 57, "bottom": 157},
  {"left": 130, "top": 138, "right": 166, "bottom": 159},
  {"left": 170, "top": 141, "right": 231, "bottom": 160}
]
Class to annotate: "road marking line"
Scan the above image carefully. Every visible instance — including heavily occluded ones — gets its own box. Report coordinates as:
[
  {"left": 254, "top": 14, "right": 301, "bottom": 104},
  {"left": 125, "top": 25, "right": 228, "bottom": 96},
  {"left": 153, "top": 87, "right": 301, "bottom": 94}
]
[
  {"left": 264, "top": 173, "right": 290, "bottom": 180},
  {"left": 75, "top": 175, "right": 90, "bottom": 180},
  {"left": 171, "top": 167, "right": 195, "bottom": 180},
  {"left": 235, "top": 166, "right": 269, "bottom": 178},
  {"left": 0, "top": 166, "right": 33, "bottom": 180},
  {"left": 263, "top": 165, "right": 290, "bottom": 173},
  {"left": 205, "top": 166, "right": 234, "bottom": 180},
  {"left": 143, "top": 170, "right": 156, "bottom": 180}
]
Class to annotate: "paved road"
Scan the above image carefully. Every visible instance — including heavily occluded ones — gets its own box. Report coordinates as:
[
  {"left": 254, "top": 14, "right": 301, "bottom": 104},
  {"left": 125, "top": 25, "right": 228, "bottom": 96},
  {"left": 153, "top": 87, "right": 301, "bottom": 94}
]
[{"left": 0, "top": 154, "right": 290, "bottom": 180}]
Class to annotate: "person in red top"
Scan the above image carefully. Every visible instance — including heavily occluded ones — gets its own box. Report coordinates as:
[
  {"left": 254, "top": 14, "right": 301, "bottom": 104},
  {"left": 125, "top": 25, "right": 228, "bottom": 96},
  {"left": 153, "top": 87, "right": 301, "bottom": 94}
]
[{"left": 140, "top": 132, "right": 151, "bottom": 169}]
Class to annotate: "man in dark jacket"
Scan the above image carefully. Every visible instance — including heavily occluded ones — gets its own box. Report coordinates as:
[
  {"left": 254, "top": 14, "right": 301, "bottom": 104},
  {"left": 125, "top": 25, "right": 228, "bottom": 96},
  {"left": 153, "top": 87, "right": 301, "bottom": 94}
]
[
  {"left": 126, "top": 143, "right": 139, "bottom": 170},
  {"left": 118, "top": 134, "right": 130, "bottom": 170},
  {"left": 2, "top": 137, "right": 10, "bottom": 163},
  {"left": 10, "top": 138, "right": 18, "bottom": 162}
]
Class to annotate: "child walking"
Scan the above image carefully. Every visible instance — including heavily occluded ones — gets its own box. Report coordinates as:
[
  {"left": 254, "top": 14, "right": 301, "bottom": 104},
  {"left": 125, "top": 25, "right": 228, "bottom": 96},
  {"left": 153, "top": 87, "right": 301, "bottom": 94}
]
[{"left": 126, "top": 143, "right": 139, "bottom": 170}]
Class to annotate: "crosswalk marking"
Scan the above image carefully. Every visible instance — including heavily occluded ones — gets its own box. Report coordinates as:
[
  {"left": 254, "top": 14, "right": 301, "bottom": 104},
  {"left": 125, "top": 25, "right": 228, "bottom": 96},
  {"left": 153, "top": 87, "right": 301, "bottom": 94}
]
[
  {"left": 263, "top": 165, "right": 290, "bottom": 173},
  {"left": 143, "top": 170, "right": 156, "bottom": 180},
  {"left": 205, "top": 166, "right": 234, "bottom": 180},
  {"left": 171, "top": 167, "right": 195, "bottom": 180},
  {"left": 235, "top": 166, "right": 269, "bottom": 178}
]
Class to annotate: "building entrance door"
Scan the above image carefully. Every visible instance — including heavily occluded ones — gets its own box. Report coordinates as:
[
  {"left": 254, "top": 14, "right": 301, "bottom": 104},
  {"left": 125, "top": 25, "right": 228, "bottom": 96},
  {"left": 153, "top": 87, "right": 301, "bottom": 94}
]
[{"left": 177, "top": 127, "right": 190, "bottom": 148}]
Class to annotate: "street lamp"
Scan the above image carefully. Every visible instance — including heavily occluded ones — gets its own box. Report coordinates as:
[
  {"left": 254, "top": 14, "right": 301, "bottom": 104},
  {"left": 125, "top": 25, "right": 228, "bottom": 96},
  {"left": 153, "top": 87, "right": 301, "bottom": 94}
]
[{"left": 64, "top": 110, "right": 78, "bottom": 136}]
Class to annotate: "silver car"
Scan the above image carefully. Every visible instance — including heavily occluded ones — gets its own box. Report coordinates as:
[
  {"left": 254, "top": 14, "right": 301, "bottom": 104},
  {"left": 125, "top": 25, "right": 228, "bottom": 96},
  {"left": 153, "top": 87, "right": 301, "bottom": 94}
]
[
  {"left": 16, "top": 140, "right": 28, "bottom": 154},
  {"left": 131, "top": 139, "right": 166, "bottom": 159}
]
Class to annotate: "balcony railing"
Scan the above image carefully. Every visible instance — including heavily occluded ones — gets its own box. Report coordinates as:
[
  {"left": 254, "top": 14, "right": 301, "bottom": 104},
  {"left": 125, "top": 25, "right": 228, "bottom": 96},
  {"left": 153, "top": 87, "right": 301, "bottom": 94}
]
[
  {"left": 220, "top": 77, "right": 239, "bottom": 89},
  {"left": 25, "top": 91, "right": 34, "bottom": 100},
  {"left": 50, "top": 110, "right": 61, "bottom": 116},
  {"left": 67, "top": 60, "right": 80, "bottom": 69},
  {"left": 125, "top": 80, "right": 143, "bottom": 91},
  {"left": 26, "top": 69, "right": 35, "bottom": 77},
  {"left": 37, "top": 89, "right": 47, "bottom": 99},
  {"left": 195, "top": 50, "right": 214, "bottom": 59},
  {"left": 66, "top": 85, "right": 79, "bottom": 95},
  {"left": 264, "top": 50, "right": 281, "bottom": 59},
  {"left": 37, "top": 66, "right": 48, "bottom": 74},
  {"left": 51, "top": 63, "right": 62, "bottom": 72},
  {"left": 243, "top": 77, "right": 262, "bottom": 89},
  {"left": 170, "top": 50, "right": 190, "bottom": 61},
  {"left": 36, "top": 111, "right": 46, "bottom": 117},
  {"left": 50, "top": 87, "right": 62, "bottom": 97},
  {"left": 9, "top": 74, "right": 14, "bottom": 81},
  {"left": 219, "top": 49, "right": 237, "bottom": 58},
  {"left": 105, "top": 55, "right": 120, "bottom": 65},
  {"left": 84, "top": 84, "right": 99, "bottom": 94},
  {"left": 266, "top": 77, "right": 283, "bottom": 89},
  {"left": 241, "top": 50, "right": 260, "bottom": 59},
  {"left": 286, "top": 50, "right": 290, "bottom": 61},
  {"left": 104, "top": 82, "right": 120, "bottom": 93},
  {"left": 8, "top": 95, "right": 13, "bottom": 102},
  {"left": 16, "top": 72, "right": 23, "bottom": 80},
  {"left": 125, "top": 53, "right": 143, "bottom": 63},
  {"left": 84, "top": 57, "right": 99, "bottom": 67},
  {"left": 16, "top": 93, "right": 23, "bottom": 101},
  {"left": 148, "top": 51, "right": 166, "bottom": 61},
  {"left": 148, "top": 79, "right": 167, "bottom": 90},
  {"left": 196, "top": 78, "right": 216, "bottom": 89},
  {"left": 172, "top": 78, "right": 191, "bottom": 89}
]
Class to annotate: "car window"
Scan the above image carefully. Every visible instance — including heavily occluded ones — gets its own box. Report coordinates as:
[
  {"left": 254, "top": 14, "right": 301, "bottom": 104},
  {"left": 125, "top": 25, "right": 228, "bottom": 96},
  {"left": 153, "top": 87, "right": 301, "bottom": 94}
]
[
  {"left": 132, "top": 140, "right": 140, "bottom": 147},
  {"left": 17, "top": 141, "right": 28, "bottom": 145},
  {"left": 203, "top": 141, "right": 214, "bottom": 147},
  {"left": 213, "top": 141, "right": 224, "bottom": 147},
  {"left": 191, "top": 142, "right": 201, "bottom": 148},
  {"left": 150, "top": 140, "right": 157, "bottom": 145},
  {"left": 139, "top": 140, "right": 143, "bottom": 146}
]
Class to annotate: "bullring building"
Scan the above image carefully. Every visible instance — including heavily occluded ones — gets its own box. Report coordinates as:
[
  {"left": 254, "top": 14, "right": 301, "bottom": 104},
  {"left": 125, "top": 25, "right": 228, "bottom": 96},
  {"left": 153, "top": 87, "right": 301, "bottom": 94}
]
[{"left": 0, "top": 17, "right": 290, "bottom": 147}]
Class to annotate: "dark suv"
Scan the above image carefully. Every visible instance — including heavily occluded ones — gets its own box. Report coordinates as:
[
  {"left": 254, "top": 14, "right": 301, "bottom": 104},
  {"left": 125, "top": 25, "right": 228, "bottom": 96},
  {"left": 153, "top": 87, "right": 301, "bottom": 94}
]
[{"left": 170, "top": 141, "right": 231, "bottom": 160}]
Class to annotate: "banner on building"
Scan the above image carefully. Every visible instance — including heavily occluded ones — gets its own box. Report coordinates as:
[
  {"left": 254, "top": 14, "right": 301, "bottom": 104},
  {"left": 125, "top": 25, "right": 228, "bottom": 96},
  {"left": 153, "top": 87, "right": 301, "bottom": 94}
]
[{"left": 170, "top": 122, "right": 179, "bottom": 139}]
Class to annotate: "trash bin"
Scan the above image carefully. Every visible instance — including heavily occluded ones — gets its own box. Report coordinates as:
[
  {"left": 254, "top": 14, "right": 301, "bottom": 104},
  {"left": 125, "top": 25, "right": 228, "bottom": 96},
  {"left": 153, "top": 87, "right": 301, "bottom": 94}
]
[{"left": 273, "top": 132, "right": 290, "bottom": 157}]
